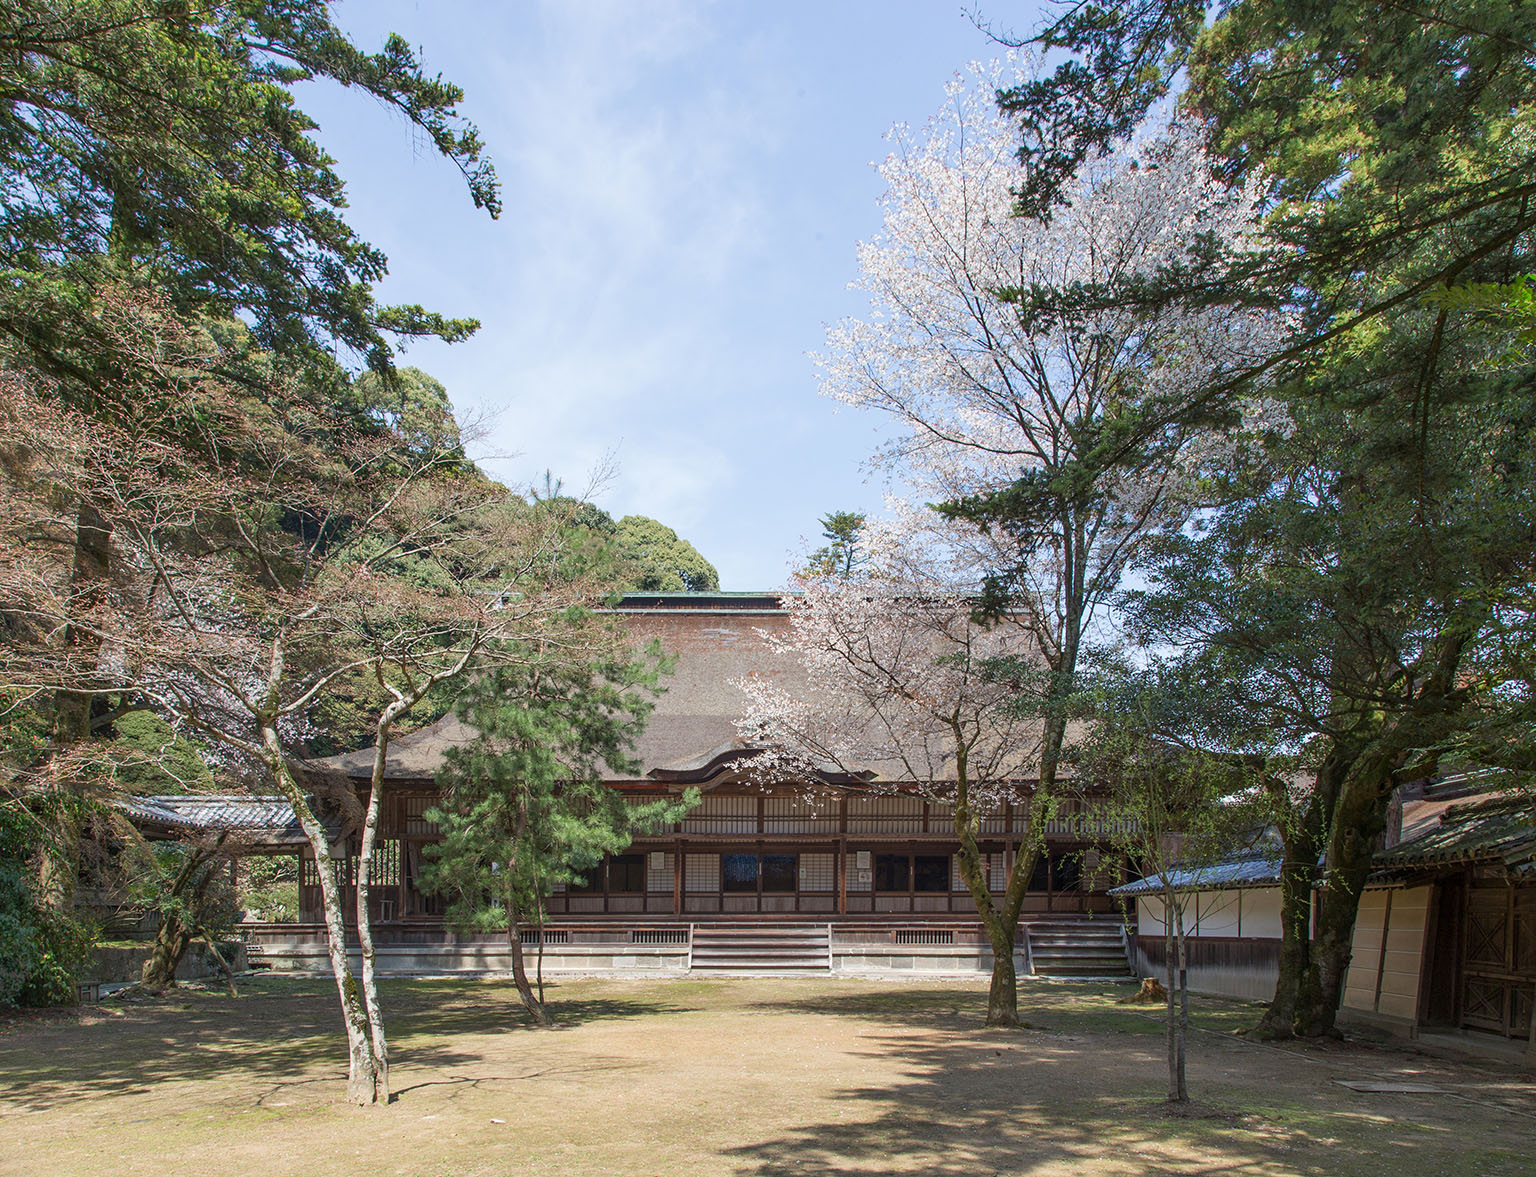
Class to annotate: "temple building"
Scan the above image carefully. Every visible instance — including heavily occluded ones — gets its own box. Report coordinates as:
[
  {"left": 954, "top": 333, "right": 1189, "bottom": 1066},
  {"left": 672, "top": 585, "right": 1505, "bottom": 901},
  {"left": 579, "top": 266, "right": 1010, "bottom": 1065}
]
[{"left": 191, "top": 593, "right": 1138, "bottom": 976}]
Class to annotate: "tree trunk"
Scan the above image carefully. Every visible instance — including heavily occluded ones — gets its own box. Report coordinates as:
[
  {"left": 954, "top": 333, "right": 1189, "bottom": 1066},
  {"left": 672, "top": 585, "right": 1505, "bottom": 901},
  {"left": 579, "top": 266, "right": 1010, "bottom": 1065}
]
[
  {"left": 1297, "top": 742, "right": 1399, "bottom": 1036},
  {"left": 984, "top": 921, "right": 1020, "bottom": 1026},
  {"left": 534, "top": 895, "right": 546, "bottom": 1006},
  {"left": 196, "top": 931, "right": 240, "bottom": 998},
  {"left": 954, "top": 767, "right": 1022, "bottom": 1027},
  {"left": 507, "top": 900, "right": 552, "bottom": 1027},
  {"left": 40, "top": 500, "right": 114, "bottom": 914},
  {"left": 1253, "top": 750, "right": 1347, "bottom": 1040},
  {"left": 262, "top": 725, "right": 382, "bottom": 1105},
  {"left": 1253, "top": 848, "right": 1316, "bottom": 1039},
  {"left": 1173, "top": 895, "right": 1190, "bottom": 1104},
  {"left": 140, "top": 838, "right": 225, "bottom": 991},
  {"left": 141, "top": 922, "right": 193, "bottom": 991},
  {"left": 356, "top": 722, "right": 396, "bottom": 1105},
  {"left": 37, "top": 804, "right": 85, "bottom": 915}
]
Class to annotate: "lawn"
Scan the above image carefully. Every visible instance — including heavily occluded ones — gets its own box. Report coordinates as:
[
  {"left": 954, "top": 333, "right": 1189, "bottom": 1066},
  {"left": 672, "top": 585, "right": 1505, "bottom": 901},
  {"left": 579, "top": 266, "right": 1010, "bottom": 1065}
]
[{"left": 1, "top": 976, "right": 1532, "bottom": 1176}]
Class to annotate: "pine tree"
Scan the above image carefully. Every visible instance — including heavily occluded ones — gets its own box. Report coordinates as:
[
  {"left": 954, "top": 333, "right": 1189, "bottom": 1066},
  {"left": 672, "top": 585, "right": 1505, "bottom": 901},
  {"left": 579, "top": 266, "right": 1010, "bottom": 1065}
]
[{"left": 424, "top": 636, "right": 695, "bottom": 1024}]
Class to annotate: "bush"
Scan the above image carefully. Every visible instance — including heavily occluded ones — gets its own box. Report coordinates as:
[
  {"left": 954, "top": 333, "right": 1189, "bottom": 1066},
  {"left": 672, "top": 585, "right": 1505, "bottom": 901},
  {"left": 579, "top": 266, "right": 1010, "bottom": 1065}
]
[{"left": 0, "top": 806, "right": 96, "bottom": 1007}]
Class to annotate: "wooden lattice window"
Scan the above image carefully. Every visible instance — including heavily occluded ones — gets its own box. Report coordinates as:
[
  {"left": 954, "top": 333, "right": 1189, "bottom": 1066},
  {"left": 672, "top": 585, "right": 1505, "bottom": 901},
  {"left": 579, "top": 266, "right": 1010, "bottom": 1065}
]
[
  {"left": 685, "top": 853, "right": 720, "bottom": 892},
  {"left": 368, "top": 841, "right": 400, "bottom": 886},
  {"left": 799, "top": 853, "right": 836, "bottom": 892},
  {"left": 646, "top": 852, "right": 673, "bottom": 893}
]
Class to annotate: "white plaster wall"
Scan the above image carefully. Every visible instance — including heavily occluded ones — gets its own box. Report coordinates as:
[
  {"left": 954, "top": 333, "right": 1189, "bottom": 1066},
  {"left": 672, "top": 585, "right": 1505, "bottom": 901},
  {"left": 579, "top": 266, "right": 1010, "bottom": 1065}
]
[
  {"left": 1192, "top": 890, "right": 1241, "bottom": 937},
  {"left": 1138, "top": 887, "right": 1285, "bottom": 939},
  {"left": 1237, "top": 888, "right": 1284, "bottom": 939}
]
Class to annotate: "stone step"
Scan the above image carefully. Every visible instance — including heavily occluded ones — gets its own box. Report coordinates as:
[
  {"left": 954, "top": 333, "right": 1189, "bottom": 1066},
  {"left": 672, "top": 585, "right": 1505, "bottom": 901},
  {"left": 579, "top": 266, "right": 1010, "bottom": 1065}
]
[
  {"left": 689, "top": 924, "right": 831, "bottom": 973},
  {"left": 692, "top": 948, "right": 829, "bottom": 960},
  {"left": 1024, "top": 922, "right": 1132, "bottom": 978},
  {"left": 1033, "top": 946, "right": 1126, "bottom": 957}
]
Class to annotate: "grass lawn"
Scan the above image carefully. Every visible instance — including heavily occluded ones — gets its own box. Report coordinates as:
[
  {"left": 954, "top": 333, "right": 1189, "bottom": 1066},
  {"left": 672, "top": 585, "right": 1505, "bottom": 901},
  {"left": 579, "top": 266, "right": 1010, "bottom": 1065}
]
[{"left": 2, "top": 975, "right": 1533, "bottom": 1176}]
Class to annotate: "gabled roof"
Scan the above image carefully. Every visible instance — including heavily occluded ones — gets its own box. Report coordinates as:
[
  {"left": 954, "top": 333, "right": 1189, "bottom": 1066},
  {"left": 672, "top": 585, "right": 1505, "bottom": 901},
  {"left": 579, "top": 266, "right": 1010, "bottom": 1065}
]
[
  {"left": 118, "top": 794, "right": 315, "bottom": 844},
  {"left": 310, "top": 594, "right": 887, "bottom": 787},
  {"left": 307, "top": 591, "right": 1060, "bottom": 789},
  {"left": 647, "top": 740, "right": 874, "bottom": 786}
]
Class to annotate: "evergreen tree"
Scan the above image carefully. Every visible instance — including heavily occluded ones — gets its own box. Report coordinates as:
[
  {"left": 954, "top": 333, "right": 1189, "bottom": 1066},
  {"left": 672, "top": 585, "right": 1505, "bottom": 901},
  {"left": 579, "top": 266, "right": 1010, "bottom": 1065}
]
[
  {"left": 613, "top": 515, "right": 720, "bottom": 593},
  {"left": 982, "top": 0, "right": 1536, "bottom": 1039},
  {"left": 803, "top": 511, "right": 866, "bottom": 580},
  {"left": 424, "top": 635, "right": 695, "bottom": 1025}
]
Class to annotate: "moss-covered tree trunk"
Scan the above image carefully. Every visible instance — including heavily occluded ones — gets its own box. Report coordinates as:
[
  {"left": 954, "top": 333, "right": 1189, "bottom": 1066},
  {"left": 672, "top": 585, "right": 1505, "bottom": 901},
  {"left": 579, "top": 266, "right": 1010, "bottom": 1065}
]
[
  {"left": 40, "top": 501, "right": 114, "bottom": 914},
  {"left": 1296, "top": 741, "right": 1400, "bottom": 1037},
  {"left": 140, "top": 837, "right": 225, "bottom": 991},
  {"left": 1252, "top": 763, "right": 1335, "bottom": 1039},
  {"left": 141, "top": 922, "right": 194, "bottom": 991}
]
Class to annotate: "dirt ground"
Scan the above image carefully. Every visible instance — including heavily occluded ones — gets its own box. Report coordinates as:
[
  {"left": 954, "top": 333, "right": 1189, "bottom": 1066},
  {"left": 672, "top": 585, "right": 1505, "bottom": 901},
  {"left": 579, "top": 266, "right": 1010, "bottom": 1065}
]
[{"left": 1, "top": 975, "right": 1533, "bottom": 1177}]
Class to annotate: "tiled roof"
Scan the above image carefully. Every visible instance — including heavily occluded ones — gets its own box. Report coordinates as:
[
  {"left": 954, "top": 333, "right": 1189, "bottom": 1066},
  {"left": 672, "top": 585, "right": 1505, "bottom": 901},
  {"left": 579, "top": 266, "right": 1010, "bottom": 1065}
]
[
  {"left": 118, "top": 794, "right": 312, "bottom": 842},
  {"left": 1374, "top": 792, "right": 1536, "bottom": 879},
  {"left": 1112, "top": 791, "right": 1536, "bottom": 898},
  {"left": 1108, "top": 850, "right": 1284, "bottom": 897}
]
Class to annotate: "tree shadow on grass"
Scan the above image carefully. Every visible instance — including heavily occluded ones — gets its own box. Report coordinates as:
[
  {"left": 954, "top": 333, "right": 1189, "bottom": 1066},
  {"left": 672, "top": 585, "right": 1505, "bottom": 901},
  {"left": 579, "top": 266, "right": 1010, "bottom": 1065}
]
[
  {"left": 0, "top": 976, "right": 689, "bottom": 1112},
  {"left": 723, "top": 1011, "right": 1533, "bottom": 1177},
  {"left": 748, "top": 982, "right": 1257, "bottom": 1041}
]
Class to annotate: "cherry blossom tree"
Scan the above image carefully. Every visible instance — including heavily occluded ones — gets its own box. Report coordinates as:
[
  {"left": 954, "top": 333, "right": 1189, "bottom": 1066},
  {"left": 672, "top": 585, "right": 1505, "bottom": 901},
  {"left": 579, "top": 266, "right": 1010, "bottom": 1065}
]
[
  {"left": 815, "top": 54, "right": 1279, "bottom": 938},
  {"left": 824, "top": 59, "right": 1277, "bottom": 751},
  {"left": 738, "top": 526, "right": 1048, "bottom": 1026}
]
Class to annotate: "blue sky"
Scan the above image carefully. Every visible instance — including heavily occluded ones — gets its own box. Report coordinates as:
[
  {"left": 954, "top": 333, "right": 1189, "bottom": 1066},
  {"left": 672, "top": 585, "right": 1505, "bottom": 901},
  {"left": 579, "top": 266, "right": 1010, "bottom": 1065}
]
[{"left": 300, "top": 1, "right": 1043, "bottom": 589}]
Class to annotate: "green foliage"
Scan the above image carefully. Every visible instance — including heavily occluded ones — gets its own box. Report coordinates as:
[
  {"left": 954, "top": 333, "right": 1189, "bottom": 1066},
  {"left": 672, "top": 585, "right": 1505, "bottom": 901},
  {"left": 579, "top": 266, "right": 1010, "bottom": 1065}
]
[
  {"left": 1011, "top": 1, "right": 1536, "bottom": 404},
  {"left": 803, "top": 511, "right": 867, "bottom": 580},
  {"left": 423, "top": 627, "right": 694, "bottom": 931},
  {"left": 352, "top": 367, "right": 465, "bottom": 457},
  {"left": 0, "top": 806, "right": 94, "bottom": 1007},
  {"left": 107, "top": 711, "right": 215, "bottom": 794},
  {"left": 1074, "top": 666, "right": 1267, "bottom": 856},
  {"left": 524, "top": 498, "right": 723, "bottom": 595},
  {"left": 123, "top": 838, "right": 238, "bottom": 955},
  {"left": 238, "top": 856, "right": 300, "bottom": 924},
  {"left": 613, "top": 515, "right": 720, "bottom": 593},
  {"left": 0, "top": 0, "right": 497, "bottom": 372}
]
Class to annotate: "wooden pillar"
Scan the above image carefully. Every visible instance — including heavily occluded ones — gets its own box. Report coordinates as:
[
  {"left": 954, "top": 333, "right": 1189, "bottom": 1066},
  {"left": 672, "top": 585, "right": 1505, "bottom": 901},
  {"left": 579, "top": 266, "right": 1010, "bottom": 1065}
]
[
  {"left": 1526, "top": 975, "right": 1536, "bottom": 1065},
  {"left": 906, "top": 849, "right": 915, "bottom": 915},
  {"left": 673, "top": 841, "right": 684, "bottom": 917},
  {"left": 838, "top": 838, "right": 847, "bottom": 916}
]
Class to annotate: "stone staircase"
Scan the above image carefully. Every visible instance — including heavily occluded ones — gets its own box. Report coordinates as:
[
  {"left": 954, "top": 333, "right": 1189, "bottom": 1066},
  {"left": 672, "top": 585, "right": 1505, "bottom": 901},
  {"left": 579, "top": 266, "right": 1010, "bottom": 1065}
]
[
  {"left": 689, "top": 922, "right": 831, "bottom": 974},
  {"left": 1025, "top": 919, "right": 1133, "bottom": 979}
]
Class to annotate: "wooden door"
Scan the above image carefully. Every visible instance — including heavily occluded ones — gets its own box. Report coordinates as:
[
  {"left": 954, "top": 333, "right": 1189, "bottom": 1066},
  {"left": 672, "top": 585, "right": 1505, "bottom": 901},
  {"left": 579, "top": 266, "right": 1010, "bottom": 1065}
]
[{"left": 1461, "top": 882, "right": 1536, "bottom": 1038}]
